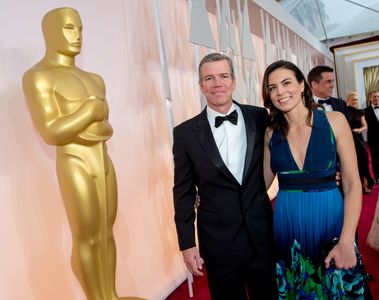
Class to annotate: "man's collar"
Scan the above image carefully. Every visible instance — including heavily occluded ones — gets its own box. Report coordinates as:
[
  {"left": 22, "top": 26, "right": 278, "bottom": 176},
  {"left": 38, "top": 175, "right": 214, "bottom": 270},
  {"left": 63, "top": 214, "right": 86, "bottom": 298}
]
[
  {"left": 207, "top": 103, "right": 236, "bottom": 117},
  {"left": 313, "top": 96, "right": 330, "bottom": 103}
]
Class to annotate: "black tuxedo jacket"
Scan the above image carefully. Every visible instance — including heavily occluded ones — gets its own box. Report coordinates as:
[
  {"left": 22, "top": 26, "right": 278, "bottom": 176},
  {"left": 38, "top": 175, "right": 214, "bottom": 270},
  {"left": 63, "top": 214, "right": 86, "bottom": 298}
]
[
  {"left": 313, "top": 97, "right": 348, "bottom": 118},
  {"left": 365, "top": 106, "right": 379, "bottom": 145},
  {"left": 173, "top": 102, "right": 275, "bottom": 268},
  {"left": 328, "top": 97, "right": 348, "bottom": 117}
]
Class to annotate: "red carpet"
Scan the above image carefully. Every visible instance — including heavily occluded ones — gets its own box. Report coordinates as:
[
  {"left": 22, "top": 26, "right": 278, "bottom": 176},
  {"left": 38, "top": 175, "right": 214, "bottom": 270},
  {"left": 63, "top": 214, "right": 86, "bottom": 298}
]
[
  {"left": 167, "top": 185, "right": 379, "bottom": 299},
  {"left": 358, "top": 183, "right": 379, "bottom": 298}
]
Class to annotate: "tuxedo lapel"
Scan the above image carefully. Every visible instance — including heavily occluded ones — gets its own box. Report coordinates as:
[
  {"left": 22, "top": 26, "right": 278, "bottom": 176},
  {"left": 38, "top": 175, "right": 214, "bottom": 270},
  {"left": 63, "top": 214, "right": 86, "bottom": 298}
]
[
  {"left": 366, "top": 106, "right": 374, "bottom": 120},
  {"left": 330, "top": 97, "right": 340, "bottom": 112},
  {"left": 194, "top": 109, "right": 240, "bottom": 185},
  {"left": 330, "top": 99, "right": 338, "bottom": 111},
  {"left": 369, "top": 106, "right": 379, "bottom": 123},
  {"left": 239, "top": 106, "right": 256, "bottom": 184}
]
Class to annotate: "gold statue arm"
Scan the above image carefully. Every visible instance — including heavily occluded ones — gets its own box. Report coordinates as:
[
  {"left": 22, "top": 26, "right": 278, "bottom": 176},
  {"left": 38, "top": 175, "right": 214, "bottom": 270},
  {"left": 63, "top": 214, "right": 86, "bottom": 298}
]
[
  {"left": 23, "top": 70, "right": 107, "bottom": 146},
  {"left": 88, "top": 72, "right": 110, "bottom": 119}
]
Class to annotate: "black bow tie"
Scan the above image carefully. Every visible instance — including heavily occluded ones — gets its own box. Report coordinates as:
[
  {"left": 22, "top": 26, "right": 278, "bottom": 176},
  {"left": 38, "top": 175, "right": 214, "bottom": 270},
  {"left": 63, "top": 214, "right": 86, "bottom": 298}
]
[
  {"left": 374, "top": 106, "right": 379, "bottom": 109},
  {"left": 215, "top": 110, "right": 238, "bottom": 128},
  {"left": 318, "top": 99, "right": 332, "bottom": 105}
]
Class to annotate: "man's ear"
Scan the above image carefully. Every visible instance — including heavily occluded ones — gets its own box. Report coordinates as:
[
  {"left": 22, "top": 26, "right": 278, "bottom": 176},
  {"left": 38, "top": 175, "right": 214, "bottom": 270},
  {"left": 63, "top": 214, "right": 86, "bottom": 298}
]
[
  {"left": 199, "top": 82, "right": 205, "bottom": 93},
  {"left": 231, "top": 79, "right": 236, "bottom": 90},
  {"left": 310, "top": 81, "right": 316, "bottom": 89}
]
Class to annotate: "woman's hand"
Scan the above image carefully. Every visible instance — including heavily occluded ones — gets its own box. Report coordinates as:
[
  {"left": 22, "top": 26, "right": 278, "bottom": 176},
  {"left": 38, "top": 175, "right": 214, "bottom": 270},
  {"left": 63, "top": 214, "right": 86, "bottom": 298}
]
[{"left": 325, "top": 240, "right": 357, "bottom": 269}]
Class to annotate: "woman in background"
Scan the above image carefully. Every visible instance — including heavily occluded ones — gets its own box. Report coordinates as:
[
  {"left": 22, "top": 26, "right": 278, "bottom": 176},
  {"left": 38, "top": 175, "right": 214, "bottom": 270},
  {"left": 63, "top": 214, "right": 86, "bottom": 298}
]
[
  {"left": 346, "top": 91, "right": 374, "bottom": 194},
  {"left": 262, "top": 60, "right": 365, "bottom": 298}
]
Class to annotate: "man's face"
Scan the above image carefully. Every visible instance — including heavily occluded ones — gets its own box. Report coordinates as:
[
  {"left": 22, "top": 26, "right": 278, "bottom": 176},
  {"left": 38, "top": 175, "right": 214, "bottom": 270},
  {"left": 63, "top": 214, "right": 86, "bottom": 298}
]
[
  {"left": 311, "top": 71, "right": 335, "bottom": 99},
  {"left": 199, "top": 60, "right": 235, "bottom": 113},
  {"left": 370, "top": 92, "right": 379, "bottom": 107}
]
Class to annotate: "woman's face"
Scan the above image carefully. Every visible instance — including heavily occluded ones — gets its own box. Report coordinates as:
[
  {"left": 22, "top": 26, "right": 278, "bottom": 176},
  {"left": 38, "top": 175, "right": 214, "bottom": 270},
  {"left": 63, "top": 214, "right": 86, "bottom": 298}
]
[
  {"left": 347, "top": 95, "right": 359, "bottom": 108},
  {"left": 267, "top": 68, "right": 304, "bottom": 113}
]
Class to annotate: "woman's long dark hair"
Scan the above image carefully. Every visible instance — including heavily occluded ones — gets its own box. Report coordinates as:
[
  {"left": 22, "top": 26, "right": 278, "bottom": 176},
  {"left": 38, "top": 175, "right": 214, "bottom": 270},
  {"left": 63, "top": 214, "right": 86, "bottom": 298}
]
[{"left": 262, "top": 60, "right": 315, "bottom": 137}]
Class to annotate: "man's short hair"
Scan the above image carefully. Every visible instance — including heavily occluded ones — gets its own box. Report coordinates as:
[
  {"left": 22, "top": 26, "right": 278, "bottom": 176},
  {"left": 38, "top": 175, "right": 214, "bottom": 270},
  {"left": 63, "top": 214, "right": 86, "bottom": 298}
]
[
  {"left": 307, "top": 65, "right": 334, "bottom": 84},
  {"left": 368, "top": 90, "right": 379, "bottom": 98},
  {"left": 198, "top": 53, "right": 235, "bottom": 82}
]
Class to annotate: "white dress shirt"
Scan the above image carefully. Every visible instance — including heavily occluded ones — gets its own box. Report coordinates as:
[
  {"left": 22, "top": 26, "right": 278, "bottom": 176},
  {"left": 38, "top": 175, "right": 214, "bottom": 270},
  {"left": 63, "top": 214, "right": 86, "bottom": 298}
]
[{"left": 207, "top": 104, "right": 247, "bottom": 184}]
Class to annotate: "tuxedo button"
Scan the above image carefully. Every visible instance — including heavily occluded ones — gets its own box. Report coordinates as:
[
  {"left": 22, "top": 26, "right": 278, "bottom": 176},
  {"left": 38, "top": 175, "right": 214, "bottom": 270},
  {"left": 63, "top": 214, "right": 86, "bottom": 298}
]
[{"left": 244, "top": 211, "right": 249, "bottom": 216}]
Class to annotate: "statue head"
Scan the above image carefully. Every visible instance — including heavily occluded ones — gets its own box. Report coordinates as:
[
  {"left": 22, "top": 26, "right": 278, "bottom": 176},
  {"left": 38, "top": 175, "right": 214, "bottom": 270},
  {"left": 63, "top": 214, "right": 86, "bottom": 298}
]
[{"left": 42, "top": 7, "right": 82, "bottom": 57}]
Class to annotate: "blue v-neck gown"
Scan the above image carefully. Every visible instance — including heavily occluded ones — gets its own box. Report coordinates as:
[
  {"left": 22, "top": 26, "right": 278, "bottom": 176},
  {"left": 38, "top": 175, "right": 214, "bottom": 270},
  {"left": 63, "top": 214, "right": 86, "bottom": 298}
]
[{"left": 270, "top": 109, "right": 365, "bottom": 299}]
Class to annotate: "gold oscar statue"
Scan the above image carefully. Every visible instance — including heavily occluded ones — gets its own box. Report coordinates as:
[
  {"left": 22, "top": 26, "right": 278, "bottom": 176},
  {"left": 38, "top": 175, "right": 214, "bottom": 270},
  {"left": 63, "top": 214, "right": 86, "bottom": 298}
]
[{"left": 22, "top": 7, "right": 143, "bottom": 300}]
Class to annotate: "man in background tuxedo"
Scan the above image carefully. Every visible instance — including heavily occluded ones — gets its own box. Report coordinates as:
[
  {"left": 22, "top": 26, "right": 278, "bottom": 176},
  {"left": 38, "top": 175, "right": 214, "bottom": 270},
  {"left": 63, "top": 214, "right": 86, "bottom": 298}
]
[
  {"left": 307, "top": 65, "right": 348, "bottom": 185},
  {"left": 308, "top": 65, "right": 348, "bottom": 117},
  {"left": 365, "top": 90, "right": 379, "bottom": 183},
  {"left": 172, "top": 53, "right": 276, "bottom": 300}
]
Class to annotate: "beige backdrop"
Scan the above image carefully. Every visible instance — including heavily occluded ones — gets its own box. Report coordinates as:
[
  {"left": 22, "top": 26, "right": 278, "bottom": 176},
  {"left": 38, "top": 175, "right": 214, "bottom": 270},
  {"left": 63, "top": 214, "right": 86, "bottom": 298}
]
[{"left": 0, "top": 0, "right": 332, "bottom": 299}]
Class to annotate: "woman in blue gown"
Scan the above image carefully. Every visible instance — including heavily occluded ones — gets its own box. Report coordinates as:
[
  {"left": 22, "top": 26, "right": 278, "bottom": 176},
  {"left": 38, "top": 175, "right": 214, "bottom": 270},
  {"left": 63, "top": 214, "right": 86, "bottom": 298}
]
[{"left": 262, "top": 60, "right": 365, "bottom": 299}]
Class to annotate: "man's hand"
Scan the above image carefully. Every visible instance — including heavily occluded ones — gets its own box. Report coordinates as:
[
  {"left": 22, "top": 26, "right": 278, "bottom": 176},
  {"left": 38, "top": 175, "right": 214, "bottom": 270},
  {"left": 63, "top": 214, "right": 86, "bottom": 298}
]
[{"left": 182, "top": 247, "right": 204, "bottom": 276}]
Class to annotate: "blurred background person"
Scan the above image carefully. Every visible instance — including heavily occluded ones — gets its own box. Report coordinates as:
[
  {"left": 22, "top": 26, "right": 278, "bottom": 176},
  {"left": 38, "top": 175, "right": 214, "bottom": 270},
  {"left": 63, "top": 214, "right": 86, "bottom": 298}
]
[
  {"left": 346, "top": 91, "right": 374, "bottom": 194},
  {"left": 365, "top": 91, "right": 379, "bottom": 184},
  {"left": 307, "top": 65, "right": 348, "bottom": 117}
]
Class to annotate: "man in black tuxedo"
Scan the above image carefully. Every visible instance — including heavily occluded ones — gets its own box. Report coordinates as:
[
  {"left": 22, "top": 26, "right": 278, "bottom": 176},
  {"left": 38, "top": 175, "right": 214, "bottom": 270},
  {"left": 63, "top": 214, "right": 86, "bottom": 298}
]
[
  {"left": 173, "top": 53, "right": 276, "bottom": 300},
  {"left": 307, "top": 65, "right": 348, "bottom": 117},
  {"left": 308, "top": 65, "right": 348, "bottom": 189},
  {"left": 365, "top": 90, "right": 379, "bottom": 183}
]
